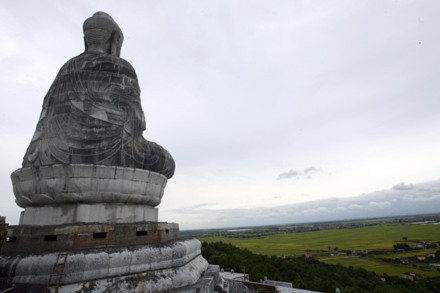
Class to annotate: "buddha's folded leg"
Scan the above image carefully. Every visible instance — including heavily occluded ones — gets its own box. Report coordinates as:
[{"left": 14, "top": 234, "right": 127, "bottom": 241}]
[{"left": 144, "top": 141, "right": 175, "bottom": 179}]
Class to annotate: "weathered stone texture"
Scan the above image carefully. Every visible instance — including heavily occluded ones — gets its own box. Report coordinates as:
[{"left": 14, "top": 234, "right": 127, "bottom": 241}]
[
  {"left": 22, "top": 12, "right": 175, "bottom": 179},
  {"left": 20, "top": 203, "right": 158, "bottom": 226},
  {"left": 12, "top": 164, "right": 167, "bottom": 208},
  {"left": 0, "top": 239, "right": 208, "bottom": 292},
  {"left": 2, "top": 222, "right": 179, "bottom": 254}
]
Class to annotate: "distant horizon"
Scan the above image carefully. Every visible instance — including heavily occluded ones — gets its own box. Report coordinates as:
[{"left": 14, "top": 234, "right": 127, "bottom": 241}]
[
  {"left": 180, "top": 212, "right": 440, "bottom": 232},
  {"left": 2, "top": 177, "right": 439, "bottom": 230},
  {"left": 165, "top": 178, "right": 440, "bottom": 230}
]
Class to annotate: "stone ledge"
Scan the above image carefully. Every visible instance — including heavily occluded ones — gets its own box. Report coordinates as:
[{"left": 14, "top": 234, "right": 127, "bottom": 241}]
[
  {"left": 53, "top": 255, "right": 209, "bottom": 293},
  {"left": 2, "top": 222, "right": 179, "bottom": 254},
  {"left": 0, "top": 239, "right": 207, "bottom": 292},
  {"left": 166, "top": 265, "right": 229, "bottom": 293}
]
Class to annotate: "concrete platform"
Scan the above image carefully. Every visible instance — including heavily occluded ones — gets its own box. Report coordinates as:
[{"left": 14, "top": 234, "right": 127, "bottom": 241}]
[
  {"left": 19, "top": 203, "right": 159, "bottom": 226},
  {"left": 0, "top": 239, "right": 214, "bottom": 293}
]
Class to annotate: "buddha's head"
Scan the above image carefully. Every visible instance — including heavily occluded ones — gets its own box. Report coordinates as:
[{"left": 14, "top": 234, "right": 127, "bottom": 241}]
[{"left": 83, "top": 12, "right": 124, "bottom": 57}]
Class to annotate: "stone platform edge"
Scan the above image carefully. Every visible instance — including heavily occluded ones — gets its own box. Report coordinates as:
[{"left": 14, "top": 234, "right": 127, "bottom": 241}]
[
  {"left": 2, "top": 222, "right": 179, "bottom": 254},
  {"left": 12, "top": 164, "right": 167, "bottom": 208},
  {"left": 0, "top": 239, "right": 208, "bottom": 292}
]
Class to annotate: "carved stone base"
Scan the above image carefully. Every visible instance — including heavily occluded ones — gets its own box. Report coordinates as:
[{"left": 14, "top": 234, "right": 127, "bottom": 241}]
[
  {"left": 11, "top": 164, "right": 167, "bottom": 208},
  {"left": 0, "top": 239, "right": 217, "bottom": 293}
]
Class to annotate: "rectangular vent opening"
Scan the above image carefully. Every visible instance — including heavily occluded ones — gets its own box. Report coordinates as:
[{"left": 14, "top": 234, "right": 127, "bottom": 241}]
[
  {"left": 165, "top": 229, "right": 169, "bottom": 234},
  {"left": 6, "top": 237, "right": 17, "bottom": 243},
  {"left": 136, "top": 231, "right": 148, "bottom": 236},
  {"left": 44, "top": 235, "right": 57, "bottom": 242},
  {"left": 93, "top": 232, "right": 107, "bottom": 239}
]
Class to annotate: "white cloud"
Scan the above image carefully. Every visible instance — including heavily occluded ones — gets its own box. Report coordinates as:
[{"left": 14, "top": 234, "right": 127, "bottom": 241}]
[
  {"left": 304, "top": 167, "right": 322, "bottom": 175},
  {"left": 368, "top": 201, "right": 391, "bottom": 208},
  {"left": 277, "top": 169, "right": 300, "bottom": 180},
  {"left": 348, "top": 204, "right": 363, "bottom": 209},
  {"left": 402, "top": 193, "right": 440, "bottom": 202},
  {"left": 277, "top": 166, "right": 323, "bottom": 180},
  {"left": 393, "top": 182, "right": 414, "bottom": 190}
]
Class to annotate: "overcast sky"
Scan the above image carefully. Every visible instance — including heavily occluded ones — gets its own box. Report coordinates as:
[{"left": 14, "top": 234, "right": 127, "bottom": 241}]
[{"left": 1, "top": 1, "right": 439, "bottom": 230}]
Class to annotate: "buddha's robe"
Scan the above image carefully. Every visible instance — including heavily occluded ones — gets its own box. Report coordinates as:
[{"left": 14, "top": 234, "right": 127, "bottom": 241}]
[{"left": 23, "top": 52, "right": 175, "bottom": 178}]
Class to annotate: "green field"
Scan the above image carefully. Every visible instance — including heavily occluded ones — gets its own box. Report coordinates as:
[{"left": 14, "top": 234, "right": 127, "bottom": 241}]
[
  {"left": 200, "top": 224, "right": 440, "bottom": 255},
  {"left": 322, "top": 256, "right": 440, "bottom": 277},
  {"left": 377, "top": 248, "right": 438, "bottom": 259},
  {"left": 199, "top": 223, "right": 440, "bottom": 277}
]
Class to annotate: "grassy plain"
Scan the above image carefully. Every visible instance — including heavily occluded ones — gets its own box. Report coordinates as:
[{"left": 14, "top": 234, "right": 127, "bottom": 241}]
[
  {"left": 377, "top": 248, "right": 438, "bottom": 259},
  {"left": 322, "top": 256, "right": 440, "bottom": 277},
  {"left": 200, "top": 224, "right": 440, "bottom": 255},
  {"left": 199, "top": 223, "right": 440, "bottom": 277}
]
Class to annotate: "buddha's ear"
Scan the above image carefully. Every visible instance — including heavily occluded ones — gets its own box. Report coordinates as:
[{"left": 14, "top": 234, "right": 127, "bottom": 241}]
[
  {"left": 110, "top": 32, "right": 122, "bottom": 57},
  {"left": 84, "top": 36, "right": 88, "bottom": 52}
]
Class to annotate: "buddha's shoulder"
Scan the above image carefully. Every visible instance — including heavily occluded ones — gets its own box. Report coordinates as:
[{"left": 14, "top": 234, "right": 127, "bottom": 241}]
[{"left": 60, "top": 53, "right": 137, "bottom": 77}]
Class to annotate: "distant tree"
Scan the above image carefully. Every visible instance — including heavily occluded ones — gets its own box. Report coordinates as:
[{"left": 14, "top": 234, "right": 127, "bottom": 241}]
[
  {"left": 393, "top": 243, "right": 411, "bottom": 251},
  {"left": 328, "top": 246, "right": 331, "bottom": 251},
  {"left": 333, "top": 247, "right": 339, "bottom": 251},
  {"left": 426, "top": 243, "right": 437, "bottom": 249}
]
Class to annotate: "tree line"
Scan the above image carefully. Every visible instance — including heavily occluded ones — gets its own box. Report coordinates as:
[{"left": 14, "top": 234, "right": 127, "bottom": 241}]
[{"left": 202, "top": 241, "right": 440, "bottom": 293}]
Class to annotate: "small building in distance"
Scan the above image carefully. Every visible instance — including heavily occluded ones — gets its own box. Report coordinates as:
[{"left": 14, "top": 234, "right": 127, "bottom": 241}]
[
  {"left": 416, "top": 243, "right": 425, "bottom": 249},
  {"left": 417, "top": 255, "right": 427, "bottom": 261},
  {"left": 376, "top": 275, "right": 386, "bottom": 283},
  {"left": 398, "top": 257, "right": 409, "bottom": 264},
  {"left": 402, "top": 272, "right": 417, "bottom": 281}
]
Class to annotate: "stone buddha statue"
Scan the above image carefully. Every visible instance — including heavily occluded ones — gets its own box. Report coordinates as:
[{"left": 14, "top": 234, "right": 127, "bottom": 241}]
[
  {"left": 3, "top": 15, "right": 216, "bottom": 293},
  {"left": 22, "top": 12, "right": 175, "bottom": 178}
]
